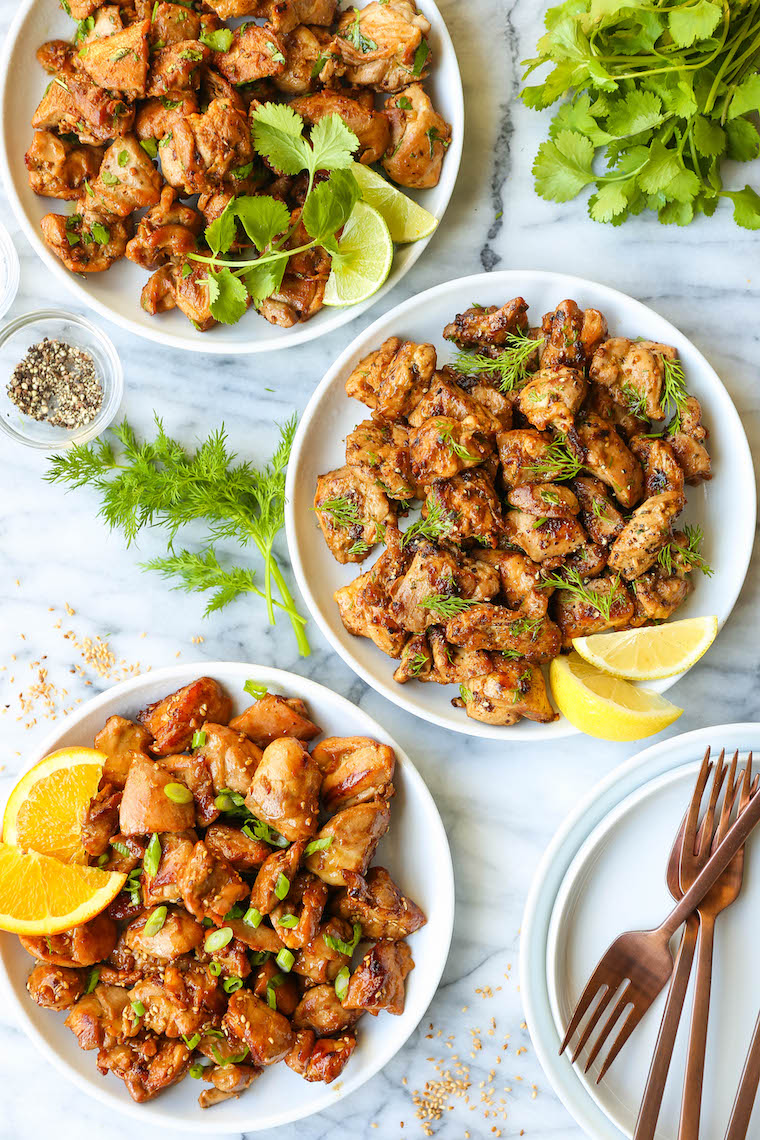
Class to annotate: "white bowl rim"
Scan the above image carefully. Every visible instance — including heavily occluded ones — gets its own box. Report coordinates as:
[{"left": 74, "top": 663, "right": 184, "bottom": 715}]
[
  {"left": 0, "top": 0, "right": 464, "bottom": 355},
  {"left": 284, "top": 267, "right": 756, "bottom": 741},
  {"left": 0, "top": 660, "right": 455, "bottom": 1133}
]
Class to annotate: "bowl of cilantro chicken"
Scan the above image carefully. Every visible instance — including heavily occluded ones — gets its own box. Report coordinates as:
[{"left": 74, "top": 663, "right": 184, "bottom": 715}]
[
  {"left": 0, "top": 0, "right": 463, "bottom": 353},
  {"left": 285, "top": 269, "right": 755, "bottom": 740}
]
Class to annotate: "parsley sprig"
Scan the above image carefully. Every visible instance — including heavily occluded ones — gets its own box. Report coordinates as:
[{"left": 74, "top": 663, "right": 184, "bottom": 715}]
[{"left": 451, "top": 329, "right": 543, "bottom": 392}]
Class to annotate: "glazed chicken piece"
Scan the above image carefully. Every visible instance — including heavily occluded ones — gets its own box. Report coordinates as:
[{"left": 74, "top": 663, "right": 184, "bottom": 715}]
[
  {"left": 497, "top": 429, "right": 566, "bottom": 487},
  {"left": 565, "top": 541, "right": 608, "bottom": 579},
  {"left": 344, "top": 336, "right": 401, "bottom": 408},
  {"left": 571, "top": 475, "right": 625, "bottom": 547},
  {"left": 179, "top": 841, "right": 249, "bottom": 924},
  {"left": 311, "top": 736, "right": 396, "bottom": 812},
  {"left": 25, "top": 131, "right": 103, "bottom": 199},
  {"left": 223, "top": 991, "right": 294, "bottom": 1065},
  {"left": 291, "top": 91, "right": 390, "bottom": 165},
  {"left": 270, "top": 870, "right": 329, "bottom": 949},
  {"left": 198, "top": 1063, "right": 260, "bottom": 1109},
  {"left": 608, "top": 491, "right": 684, "bottom": 580},
  {"left": 504, "top": 511, "right": 587, "bottom": 563},
  {"left": 313, "top": 464, "right": 396, "bottom": 564},
  {"left": 159, "top": 97, "right": 251, "bottom": 196},
  {"left": 630, "top": 552, "right": 693, "bottom": 626},
  {"left": 552, "top": 575, "right": 636, "bottom": 646},
  {"left": 286, "top": 1031, "right": 357, "bottom": 1083},
  {"left": 305, "top": 801, "right": 391, "bottom": 887},
  {"left": 517, "top": 367, "right": 587, "bottom": 434},
  {"left": 141, "top": 261, "right": 218, "bottom": 331},
  {"left": 453, "top": 371, "right": 515, "bottom": 428},
  {"left": 81, "top": 784, "right": 122, "bottom": 856},
  {"left": 335, "top": 0, "right": 430, "bottom": 92},
  {"left": 345, "top": 417, "right": 415, "bottom": 500},
  {"left": 539, "top": 299, "right": 607, "bottom": 371},
  {"left": 577, "top": 413, "right": 644, "bottom": 508},
  {"left": 245, "top": 737, "right": 322, "bottom": 841},
  {"left": 343, "top": 338, "right": 437, "bottom": 419},
  {"left": 205, "top": 824, "right": 270, "bottom": 872},
  {"left": 77, "top": 20, "right": 150, "bottom": 98},
  {"left": 146, "top": 40, "right": 210, "bottom": 100},
  {"left": 125, "top": 186, "right": 202, "bottom": 271},
  {"left": 443, "top": 296, "right": 529, "bottom": 350},
  {"left": 459, "top": 664, "right": 557, "bottom": 726},
  {"left": 119, "top": 755, "right": 196, "bottom": 835},
  {"left": 39, "top": 207, "right": 131, "bottom": 273},
  {"left": 274, "top": 26, "right": 334, "bottom": 94},
  {"left": 162, "top": 752, "right": 218, "bottom": 828},
  {"left": 293, "top": 917, "right": 354, "bottom": 983},
  {"left": 422, "top": 626, "right": 492, "bottom": 686},
  {"left": 125, "top": 906, "right": 205, "bottom": 960},
  {"left": 216, "top": 25, "right": 287, "bottom": 84},
  {"left": 334, "top": 557, "right": 409, "bottom": 658},
  {"left": 425, "top": 469, "right": 503, "bottom": 547},
  {"left": 388, "top": 541, "right": 465, "bottom": 634},
  {"left": 590, "top": 338, "right": 678, "bottom": 421},
  {"left": 139, "top": 677, "right": 232, "bottom": 757},
  {"left": 344, "top": 939, "right": 414, "bottom": 1015},
  {"left": 32, "top": 68, "right": 133, "bottom": 144},
  {"left": 249, "top": 841, "right": 306, "bottom": 916},
  {"left": 134, "top": 93, "right": 198, "bottom": 145},
  {"left": 409, "top": 415, "right": 493, "bottom": 484},
  {"left": 292, "top": 985, "right": 362, "bottom": 1036},
  {"left": 125, "top": 976, "right": 209, "bottom": 1040},
  {"left": 87, "top": 136, "right": 162, "bottom": 218},
  {"left": 382, "top": 84, "right": 451, "bottom": 189},
  {"left": 406, "top": 372, "right": 502, "bottom": 434},
  {"left": 445, "top": 605, "right": 562, "bottom": 661},
  {"left": 669, "top": 397, "right": 712, "bottom": 483},
  {"left": 65, "top": 983, "right": 131, "bottom": 1051},
  {"left": 202, "top": 0, "right": 335, "bottom": 32},
  {"left": 27, "top": 964, "right": 86, "bottom": 1011},
  {"left": 224, "top": 919, "right": 285, "bottom": 958},
  {"left": 629, "top": 434, "right": 685, "bottom": 497},
  {"left": 96, "top": 1036, "right": 191, "bottom": 1103},
  {"left": 587, "top": 380, "right": 649, "bottom": 442},
  {"left": 20, "top": 913, "right": 117, "bottom": 968},
  {"left": 332, "top": 866, "right": 426, "bottom": 940},
  {"left": 194, "top": 723, "right": 262, "bottom": 795},
  {"left": 150, "top": 2, "right": 202, "bottom": 46},
  {"left": 392, "top": 632, "right": 434, "bottom": 682},
  {"left": 141, "top": 832, "right": 196, "bottom": 907},
  {"left": 506, "top": 482, "right": 579, "bottom": 518},
  {"left": 94, "top": 715, "right": 153, "bottom": 788},
  {"left": 229, "top": 694, "right": 320, "bottom": 749},
  {"left": 476, "top": 550, "right": 548, "bottom": 617}
]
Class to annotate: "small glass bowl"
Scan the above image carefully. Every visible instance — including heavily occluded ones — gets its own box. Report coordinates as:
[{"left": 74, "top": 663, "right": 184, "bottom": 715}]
[
  {"left": 0, "top": 309, "right": 123, "bottom": 449},
  {"left": 0, "top": 222, "right": 20, "bottom": 321}
]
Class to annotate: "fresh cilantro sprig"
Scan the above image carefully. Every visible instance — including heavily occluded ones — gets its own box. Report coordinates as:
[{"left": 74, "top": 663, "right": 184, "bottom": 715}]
[
  {"left": 522, "top": 2, "right": 760, "bottom": 229},
  {"left": 188, "top": 106, "right": 361, "bottom": 325}
]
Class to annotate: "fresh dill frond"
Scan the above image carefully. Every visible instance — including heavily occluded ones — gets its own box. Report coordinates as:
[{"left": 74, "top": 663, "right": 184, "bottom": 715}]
[
  {"left": 318, "top": 496, "right": 363, "bottom": 528},
  {"left": 347, "top": 538, "right": 371, "bottom": 557},
  {"left": 591, "top": 498, "right": 611, "bottom": 520},
  {"left": 435, "top": 420, "right": 480, "bottom": 464},
  {"left": 539, "top": 488, "right": 560, "bottom": 505},
  {"left": 525, "top": 433, "right": 583, "bottom": 481},
  {"left": 141, "top": 550, "right": 263, "bottom": 618},
  {"left": 507, "top": 615, "right": 543, "bottom": 638},
  {"left": 451, "top": 329, "right": 543, "bottom": 393},
  {"left": 421, "top": 594, "right": 478, "bottom": 619},
  {"left": 659, "top": 354, "right": 689, "bottom": 433},
  {"left": 658, "top": 524, "right": 713, "bottom": 577},
  {"left": 620, "top": 382, "right": 648, "bottom": 420},
  {"left": 541, "top": 568, "right": 622, "bottom": 621},
  {"left": 408, "top": 652, "right": 429, "bottom": 677},
  {"left": 401, "top": 497, "right": 457, "bottom": 546}
]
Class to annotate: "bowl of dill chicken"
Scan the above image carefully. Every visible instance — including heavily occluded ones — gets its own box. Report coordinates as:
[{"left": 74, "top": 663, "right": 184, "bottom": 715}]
[
  {"left": 285, "top": 269, "right": 755, "bottom": 741},
  {"left": 0, "top": 0, "right": 463, "bottom": 354}
]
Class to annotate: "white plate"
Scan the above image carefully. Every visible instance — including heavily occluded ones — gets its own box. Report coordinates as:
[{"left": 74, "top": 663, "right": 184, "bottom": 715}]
[
  {"left": 0, "top": 0, "right": 463, "bottom": 354},
  {"left": 521, "top": 723, "right": 760, "bottom": 1140},
  {"left": 0, "top": 662, "right": 455, "bottom": 1132},
  {"left": 284, "top": 270, "right": 756, "bottom": 740}
]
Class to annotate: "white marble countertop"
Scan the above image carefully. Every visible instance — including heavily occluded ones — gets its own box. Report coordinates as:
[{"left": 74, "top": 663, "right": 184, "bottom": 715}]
[{"left": 1, "top": 1, "right": 759, "bottom": 1138}]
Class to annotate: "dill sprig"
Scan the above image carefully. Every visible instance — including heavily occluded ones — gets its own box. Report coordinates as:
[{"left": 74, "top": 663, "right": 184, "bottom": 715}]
[
  {"left": 451, "top": 329, "right": 543, "bottom": 393},
  {"left": 621, "top": 381, "right": 648, "bottom": 421},
  {"left": 658, "top": 524, "right": 713, "bottom": 577},
  {"left": 408, "top": 652, "right": 429, "bottom": 677},
  {"left": 421, "top": 594, "right": 478, "bottom": 619},
  {"left": 401, "top": 497, "right": 457, "bottom": 546},
  {"left": 45, "top": 415, "right": 310, "bottom": 656},
  {"left": 435, "top": 420, "right": 480, "bottom": 464},
  {"left": 541, "top": 568, "right": 623, "bottom": 621},
  {"left": 319, "top": 496, "right": 363, "bottom": 528},
  {"left": 660, "top": 354, "right": 689, "bottom": 433},
  {"left": 525, "top": 433, "right": 583, "bottom": 481}
]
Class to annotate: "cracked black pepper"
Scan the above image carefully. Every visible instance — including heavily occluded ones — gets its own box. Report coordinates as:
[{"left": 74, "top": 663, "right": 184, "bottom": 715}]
[{"left": 7, "top": 338, "right": 102, "bottom": 429}]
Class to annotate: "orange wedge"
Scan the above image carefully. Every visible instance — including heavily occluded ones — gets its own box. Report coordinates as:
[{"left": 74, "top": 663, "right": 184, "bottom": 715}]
[
  {"left": 0, "top": 842, "right": 125, "bottom": 935},
  {"left": 2, "top": 747, "right": 106, "bottom": 864}
]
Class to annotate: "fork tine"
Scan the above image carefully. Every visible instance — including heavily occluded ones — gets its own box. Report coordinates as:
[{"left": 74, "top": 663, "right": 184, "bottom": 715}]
[
  {"left": 596, "top": 1002, "right": 647, "bottom": 1083},
  {"left": 697, "top": 748, "right": 726, "bottom": 859},
  {"left": 559, "top": 974, "right": 610, "bottom": 1055},
  {"left": 569, "top": 986, "right": 616, "bottom": 1063},
  {"left": 716, "top": 750, "right": 739, "bottom": 845},
  {"left": 683, "top": 747, "right": 711, "bottom": 861},
  {"left": 583, "top": 986, "right": 631, "bottom": 1072},
  {"left": 741, "top": 752, "right": 754, "bottom": 810}
]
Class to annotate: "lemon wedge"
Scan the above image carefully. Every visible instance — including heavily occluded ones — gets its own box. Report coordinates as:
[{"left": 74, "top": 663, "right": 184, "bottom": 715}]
[
  {"left": 572, "top": 617, "right": 718, "bottom": 681},
  {"left": 550, "top": 652, "right": 683, "bottom": 741}
]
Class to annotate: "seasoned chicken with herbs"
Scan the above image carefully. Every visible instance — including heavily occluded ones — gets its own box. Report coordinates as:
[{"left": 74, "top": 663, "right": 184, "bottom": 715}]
[
  {"left": 20, "top": 676, "right": 424, "bottom": 1107},
  {"left": 315, "top": 295, "right": 713, "bottom": 726}
]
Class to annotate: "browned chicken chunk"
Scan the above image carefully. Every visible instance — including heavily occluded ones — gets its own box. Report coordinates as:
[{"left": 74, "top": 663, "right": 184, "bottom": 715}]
[
  {"left": 179, "top": 841, "right": 249, "bottom": 924},
  {"left": 344, "top": 939, "right": 414, "bottom": 1015},
  {"left": 306, "top": 801, "right": 391, "bottom": 886},
  {"left": 25, "top": 130, "right": 103, "bottom": 199},
  {"left": 409, "top": 415, "right": 493, "bottom": 484},
  {"left": 139, "top": 677, "right": 232, "bottom": 757},
  {"left": 382, "top": 84, "right": 451, "bottom": 188},
  {"left": 517, "top": 367, "right": 587, "bottom": 434},
  {"left": 332, "top": 866, "right": 426, "bottom": 940},
  {"left": 445, "top": 606, "right": 561, "bottom": 661},
  {"left": 669, "top": 397, "right": 712, "bottom": 483},
  {"left": 571, "top": 475, "right": 625, "bottom": 546},
  {"left": 552, "top": 575, "right": 636, "bottom": 646},
  {"left": 311, "top": 737, "right": 395, "bottom": 812},
  {"left": 20, "top": 913, "right": 117, "bottom": 967},
  {"left": 125, "top": 185, "right": 202, "bottom": 271},
  {"left": 205, "top": 823, "right": 270, "bottom": 872},
  {"left": 577, "top": 413, "right": 644, "bottom": 508},
  {"left": 27, "top": 963, "right": 86, "bottom": 1010},
  {"left": 245, "top": 738, "right": 321, "bottom": 841},
  {"left": 425, "top": 469, "right": 503, "bottom": 547},
  {"left": 216, "top": 25, "right": 287, "bottom": 84},
  {"left": 292, "top": 985, "right": 362, "bottom": 1035},
  {"left": 345, "top": 417, "right": 415, "bottom": 500},
  {"left": 314, "top": 464, "right": 396, "bottom": 564},
  {"left": 119, "top": 755, "right": 196, "bottom": 835},
  {"left": 249, "top": 841, "right": 306, "bottom": 916},
  {"left": 78, "top": 20, "right": 150, "bottom": 98},
  {"left": 459, "top": 665, "right": 557, "bottom": 726},
  {"left": 335, "top": 0, "right": 430, "bottom": 92},
  {"left": 230, "top": 694, "right": 320, "bottom": 749},
  {"left": 94, "top": 715, "right": 153, "bottom": 788},
  {"left": 590, "top": 337, "right": 677, "bottom": 421},
  {"left": 223, "top": 991, "right": 294, "bottom": 1065},
  {"left": 504, "top": 511, "right": 587, "bottom": 563},
  {"left": 608, "top": 491, "right": 684, "bottom": 580},
  {"left": 125, "top": 906, "right": 204, "bottom": 960},
  {"left": 629, "top": 434, "right": 685, "bottom": 497},
  {"left": 292, "top": 91, "right": 390, "bottom": 165}
]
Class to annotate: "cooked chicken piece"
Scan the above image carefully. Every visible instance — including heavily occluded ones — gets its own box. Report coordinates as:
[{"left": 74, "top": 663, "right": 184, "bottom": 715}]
[
  {"left": 230, "top": 694, "right": 320, "bottom": 749},
  {"left": 161, "top": 752, "right": 217, "bottom": 828},
  {"left": 461, "top": 554, "right": 502, "bottom": 601},
  {"left": 36, "top": 39, "right": 76, "bottom": 74},
  {"left": 94, "top": 715, "right": 153, "bottom": 788},
  {"left": 257, "top": 208, "right": 331, "bottom": 327},
  {"left": 225, "top": 919, "right": 285, "bottom": 957},
  {"left": 125, "top": 185, "right": 202, "bottom": 270},
  {"left": 198, "top": 1063, "right": 260, "bottom": 1108},
  {"left": 458, "top": 664, "right": 557, "bottom": 725},
  {"left": 577, "top": 413, "right": 644, "bottom": 508},
  {"left": 345, "top": 336, "right": 401, "bottom": 408},
  {"left": 445, "top": 605, "right": 561, "bottom": 660},
  {"left": 32, "top": 69, "right": 133, "bottom": 144},
  {"left": 292, "top": 985, "right": 361, "bottom": 1036},
  {"left": 125, "top": 976, "right": 208, "bottom": 1040},
  {"left": 204, "top": 823, "right": 270, "bottom": 871},
  {"left": 314, "top": 464, "right": 396, "bottom": 564},
  {"left": 452, "top": 370, "right": 516, "bottom": 428},
  {"left": 335, "top": 0, "right": 429, "bottom": 92},
  {"left": 249, "top": 841, "right": 306, "bottom": 916},
  {"left": 517, "top": 367, "right": 587, "bottom": 434},
  {"left": 344, "top": 939, "right": 413, "bottom": 1015},
  {"left": 125, "top": 906, "right": 204, "bottom": 961},
  {"left": 141, "top": 260, "right": 219, "bottom": 331},
  {"left": 425, "top": 470, "right": 503, "bottom": 548},
  {"left": 540, "top": 299, "right": 607, "bottom": 371},
  {"left": 443, "top": 296, "right": 529, "bottom": 350},
  {"left": 249, "top": 957, "right": 299, "bottom": 1013},
  {"left": 270, "top": 870, "right": 329, "bottom": 949},
  {"left": 293, "top": 917, "right": 354, "bottom": 983},
  {"left": 312, "top": 737, "right": 396, "bottom": 812},
  {"left": 146, "top": 40, "right": 209, "bottom": 100},
  {"left": 134, "top": 93, "right": 198, "bottom": 144},
  {"left": 552, "top": 574, "right": 636, "bottom": 646},
  {"left": 27, "top": 964, "right": 86, "bottom": 1011},
  {"left": 20, "top": 913, "right": 117, "bottom": 968},
  {"left": 139, "top": 677, "right": 232, "bottom": 757},
  {"left": 25, "top": 131, "right": 103, "bottom": 200},
  {"left": 345, "top": 416, "right": 415, "bottom": 500},
  {"left": 202, "top": 0, "right": 335, "bottom": 31},
  {"left": 78, "top": 20, "right": 150, "bottom": 98},
  {"left": 223, "top": 991, "right": 294, "bottom": 1065},
  {"left": 407, "top": 372, "right": 502, "bottom": 433},
  {"left": 507, "top": 482, "right": 579, "bottom": 518},
  {"left": 373, "top": 341, "right": 438, "bottom": 420},
  {"left": 504, "top": 511, "right": 587, "bottom": 563},
  {"left": 215, "top": 24, "right": 287, "bottom": 84},
  {"left": 590, "top": 338, "right": 677, "bottom": 421},
  {"left": 571, "top": 475, "right": 625, "bottom": 546},
  {"left": 287, "top": 1030, "right": 357, "bottom": 1083},
  {"left": 191, "top": 723, "right": 261, "bottom": 796},
  {"left": 586, "top": 380, "right": 648, "bottom": 441},
  {"left": 179, "top": 841, "right": 248, "bottom": 924},
  {"left": 81, "top": 6, "right": 127, "bottom": 42},
  {"left": 306, "top": 800, "right": 391, "bottom": 887},
  {"left": 565, "top": 541, "right": 608, "bottom": 579},
  {"left": 87, "top": 135, "right": 161, "bottom": 218},
  {"left": 274, "top": 25, "right": 333, "bottom": 93},
  {"left": 608, "top": 491, "right": 684, "bottom": 580},
  {"left": 669, "top": 397, "right": 712, "bottom": 483},
  {"left": 335, "top": 561, "right": 408, "bottom": 658},
  {"left": 150, "top": 2, "right": 202, "bottom": 46},
  {"left": 101, "top": 833, "right": 146, "bottom": 876},
  {"left": 119, "top": 755, "right": 195, "bottom": 835},
  {"left": 476, "top": 550, "right": 548, "bottom": 617},
  {"left": 81, "top": 784, "right": 121, "bottom": 856},
  {"left": 291, "top": 91, "right": 390, "bottom": 165},
  {"left": 388, "top": 541, "right": 463, "bottom": 634},
  {"left": 409, "top": 414, "right": 493, "bottom": 484},
  {"left": 393, "top": 632, "right": 434, "bottom": 682},
  {"left": 332, "top": 866, "right": 425, "bottom": 940},
  {"left": 382, "top": 83, "right": 451, "bottom": 188},
  {"left": 39, "top": 207, "right": 131, "bottom": 273},
  {"left": 497, "top": 429, "right": 566, "bottom": 487},
  {"left": 423, "top": 625, "right": 492, "bottom": 685},
  {"left": 97, "top": 1036, "right": 192, "bottom": 1103},
  {"left": 141, "top": 831, "right": 195, "bottom": 907},
  {"left": 630, "top": 557, "right": 693, "bottom": 626},
  {"left": 245, "top": 737, "right": 321, "bottom": 841},
  {"left": 159, "top": 97, "right": 251, "bottom": 195},
  {"left": 629, "top": 434, "right": 685, "bottom": 497},
  {"left": 65, "top": 983, "right": 131, "bottom": 1050}
]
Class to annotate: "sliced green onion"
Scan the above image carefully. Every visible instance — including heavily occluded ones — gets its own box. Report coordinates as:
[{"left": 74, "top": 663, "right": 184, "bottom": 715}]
[
  {"left": 144, "top": 833, "right": 162, "bottom": 878},
  {"left": 243, "top": 819, "right": 288, "bottom": 848},
  {"left": 266, "top": 972, "right": 285, "bottom": 1009},
  {"left": 204, "top": 1028, "right": 225, "bottom": 1037},
  {"left": 164, "top": 782, "right": 193, "bottom": 804},
  {"left": 182, "top": 1032, "right": 201, "bottom": 1050},
  {"left": 304, "top": 836, "right": 333, "bottom": 857},
  {"left": 249, "top": 950, "right": 271, "bottom": 965},
  {"left": 97, "top": 854, "right": 109, "bottom": 867},
  {"left": 243, "top": 907, "right": 263, "bottom": 929},
  {"left": 191, "top": 729, "right": 207, "bottom": 749},
  {"left": 243, "top": 679, "right": 268, "bottom": 700},
  {"left": 189, "top": 1062, "right": 204, "bottom": 1078},
  {"left": 334, "top": 966, "right": 350, "bottom": 1002},
  {"left": 85, "top": 967, "right": 100, "bottom": 993},
  {"left": 144, "top": 906, "right": 167, "bottom": 937},
  {"left": 324, "top": 922, "right": 362, "bottom": 957},
  {"left": 211, "top": 1044, "right": 249, "bottom": 1066},
  {"left": 277, "top": 914, "right": 299, "bottom": 929},
  {"left": 223, "top": 976, "right": 244, "bottom": 994},
  {"left": 110, "top": 839, "right": 130, "bottom": 858},
  {"left": 223, "top": 902, "right": 247, "bottom": 921},
  {"left": 205, "top": 926, "right": 233, "bottom": 953},
  {"left": 131, "top": 999, "right": 145, "bottom": 1018},
  {"left": 209, "top": 961, "right": 222, "bottom": 976},
  {"left": 202, "top": 917, "right": 214, "bottom": 927},
  {"left": 275, "top": 948, "right": 294, "bottom": 973},
  {"left": 274, "top": 873, "right": 290, "bottom": 901}
]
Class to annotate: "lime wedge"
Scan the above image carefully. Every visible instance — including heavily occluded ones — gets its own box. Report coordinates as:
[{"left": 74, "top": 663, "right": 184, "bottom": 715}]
[
  {"left": 352, "top": 162, "right": 438, "bottom": 243},
  {"left": 323, "top": 201, "right": 394, "bottom": 307}
]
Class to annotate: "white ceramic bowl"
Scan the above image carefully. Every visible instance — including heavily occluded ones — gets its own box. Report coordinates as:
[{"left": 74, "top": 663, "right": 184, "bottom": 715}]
[
  {"left": 284, "top": 269, "right": 756, "bottom": 741},
  {"left": 0, "top": 662, "right": 455, "bottom": 1132},
  {"left": 0, "top": 0, "right": 463, "bottom": 354}
]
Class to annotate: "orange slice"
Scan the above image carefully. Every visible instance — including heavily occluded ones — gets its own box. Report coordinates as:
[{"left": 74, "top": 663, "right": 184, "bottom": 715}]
[
  {"left": 2, "top": 747, "right": 106, "bottom": 864},
  {"left": 0, "top": 842, "right": 125, "bottom": 935}
]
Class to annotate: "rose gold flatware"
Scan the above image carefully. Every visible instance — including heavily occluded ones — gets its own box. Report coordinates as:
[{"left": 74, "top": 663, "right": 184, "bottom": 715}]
[{"left": 724, "top": 1010, "right": 760, "bottom": 1140}]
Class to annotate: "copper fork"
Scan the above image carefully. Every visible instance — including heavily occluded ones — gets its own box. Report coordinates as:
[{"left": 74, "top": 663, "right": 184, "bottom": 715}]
[{"left": 560, "top": 749, "right": 760, "bottom": 1081}]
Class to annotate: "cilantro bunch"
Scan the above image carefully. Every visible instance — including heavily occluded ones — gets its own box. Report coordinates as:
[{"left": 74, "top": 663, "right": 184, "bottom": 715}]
[
  {"left": 189, "top": 105, "right": 361, "bottom": 324},
  {"left": 522, "top": 0, "right": 760, "bottom": 228}
]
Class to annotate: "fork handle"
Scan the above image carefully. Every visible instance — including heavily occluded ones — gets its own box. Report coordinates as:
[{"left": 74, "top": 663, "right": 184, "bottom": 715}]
[
  {"left": 633, "top": 915, "right": 699, "bottom": 1140},
  {"left": 724, "top": 1010, "right": 760, "bottom": 1140},
  {"left": 678, "top": 913, "right": 716, "bottom": 1140}
]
